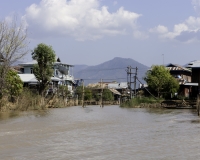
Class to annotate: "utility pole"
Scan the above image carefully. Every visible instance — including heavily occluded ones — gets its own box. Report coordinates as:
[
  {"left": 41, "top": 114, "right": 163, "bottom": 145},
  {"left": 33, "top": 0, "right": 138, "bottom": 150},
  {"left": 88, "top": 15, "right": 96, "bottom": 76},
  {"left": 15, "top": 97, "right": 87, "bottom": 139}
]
[
  {"left": 130, "top": 66, "right": 132, "bottom": 98},
  {"left": 134, "top": 67, "right": 138, "bottom": 97},
  {"left": 126, "top": 66, "right": 138, "bottom": 99},
  {"left": 100, "top": 79, "right": 104, "bottom": 107},
  {"left": 82, "top": 80, "right": 85, "bottom": 108}
]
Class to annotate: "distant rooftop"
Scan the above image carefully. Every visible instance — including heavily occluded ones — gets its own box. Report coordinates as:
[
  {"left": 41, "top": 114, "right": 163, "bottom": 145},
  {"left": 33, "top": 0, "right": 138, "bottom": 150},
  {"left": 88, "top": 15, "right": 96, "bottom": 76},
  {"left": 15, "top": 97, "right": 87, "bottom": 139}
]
[
  {"left": 18, "top": 60, "right": 74, "bottom": 67},
  {"left": 185, "top": 60, "right": 200, "bottom": 68},
  {"left": 166, "top": 63, "right": 191, "bottom": 72},
  {"left": 108, "top": 82, "right": 128, "bottom": 89}
]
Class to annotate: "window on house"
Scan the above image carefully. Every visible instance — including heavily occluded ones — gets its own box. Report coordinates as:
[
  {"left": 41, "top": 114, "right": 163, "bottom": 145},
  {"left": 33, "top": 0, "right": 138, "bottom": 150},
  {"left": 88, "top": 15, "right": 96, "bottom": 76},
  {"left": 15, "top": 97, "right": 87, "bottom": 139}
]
[
  {"left": 56, "top": 70, "right": 58, "bottom": 75},
  {"left": 20, "top": 68, "right": 24, "bottom": 73},
  {"left": 31, "top": 68, "right": 33, "bottom": 74}
]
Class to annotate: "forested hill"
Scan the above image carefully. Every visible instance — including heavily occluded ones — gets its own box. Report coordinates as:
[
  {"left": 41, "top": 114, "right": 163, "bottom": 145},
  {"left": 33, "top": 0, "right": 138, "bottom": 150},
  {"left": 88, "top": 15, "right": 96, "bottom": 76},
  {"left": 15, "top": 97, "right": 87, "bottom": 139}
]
[{"left": 73, "top": 57, "right": 149, "bottom": 85}]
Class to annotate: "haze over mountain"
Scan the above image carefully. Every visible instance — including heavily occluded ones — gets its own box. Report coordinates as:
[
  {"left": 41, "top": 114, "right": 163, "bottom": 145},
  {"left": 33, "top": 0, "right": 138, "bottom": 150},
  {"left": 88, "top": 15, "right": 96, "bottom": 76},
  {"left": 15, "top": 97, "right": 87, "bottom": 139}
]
[{"left": 73, "top": 57, "right": 149, "bottom": 85}]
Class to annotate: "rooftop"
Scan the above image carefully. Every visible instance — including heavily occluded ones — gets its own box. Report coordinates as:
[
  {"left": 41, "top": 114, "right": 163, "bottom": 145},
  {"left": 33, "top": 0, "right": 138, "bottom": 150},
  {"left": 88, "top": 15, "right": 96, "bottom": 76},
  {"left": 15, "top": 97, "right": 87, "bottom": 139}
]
[
  {"left": 18, "top": 60, "right": 74, "bottom": 67},
  {"left": 166, "top": 63, "right": 191, "bottom": 72},
  {"left": 185, "top": 60, "right": 200, "bottom": 68}
]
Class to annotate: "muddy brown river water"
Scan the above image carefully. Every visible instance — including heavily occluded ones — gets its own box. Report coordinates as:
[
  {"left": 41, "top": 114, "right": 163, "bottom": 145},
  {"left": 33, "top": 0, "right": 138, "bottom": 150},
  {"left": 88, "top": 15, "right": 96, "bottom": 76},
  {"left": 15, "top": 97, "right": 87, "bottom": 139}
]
[{"left": 0, "top": 105, "right": 200, "bottom": 160}]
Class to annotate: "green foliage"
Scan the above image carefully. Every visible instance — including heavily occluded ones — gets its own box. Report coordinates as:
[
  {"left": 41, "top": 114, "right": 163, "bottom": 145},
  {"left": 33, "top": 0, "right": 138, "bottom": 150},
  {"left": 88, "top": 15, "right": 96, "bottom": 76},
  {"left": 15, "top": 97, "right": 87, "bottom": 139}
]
[
  {"left": 93, "top": 92, "right": 100, "bottom": 101},
  {"left": 75, "top": 86, "right": 83, "bottom": 100},
  {"left": 121, "top": 97, "right": 163, "bottom": 108},
  {"left": 32, "top": 43, "right": 56, "bottom": 95},
  {"left": 15, "top": 88, "right": 43, "bottom": 111},
  {"left": 5, "top": 70, "right": 23, "bottom": 98},
  {"left": 102, "top": 89, "right": 114, "bottom": 101},
  {"left": 75, "top": 86, "right": 93, "bottom": 101},
  {"left": 144, "top": 65, "right": 179, "bottom": 98},
  {"left": 58, "top": 85, "right": 70, "bottom": 98},
  {"left": 84, "top": 88, "right": 92, "bottom": 101}
]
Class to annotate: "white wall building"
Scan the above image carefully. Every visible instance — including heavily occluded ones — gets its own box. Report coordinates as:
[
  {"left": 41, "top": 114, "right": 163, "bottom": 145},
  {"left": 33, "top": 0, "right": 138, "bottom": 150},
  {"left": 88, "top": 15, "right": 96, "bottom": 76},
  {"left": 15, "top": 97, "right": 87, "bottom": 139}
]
[{"left": 18, "top": 59, "right": 75, "bottom": 92}]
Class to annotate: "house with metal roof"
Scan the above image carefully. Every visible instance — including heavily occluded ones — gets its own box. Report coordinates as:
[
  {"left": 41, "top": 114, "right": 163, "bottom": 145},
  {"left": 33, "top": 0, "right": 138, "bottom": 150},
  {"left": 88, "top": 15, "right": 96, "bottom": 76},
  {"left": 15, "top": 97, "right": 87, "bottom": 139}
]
[
  {"left": 18, "top": 58, "right": 75, "bottom": 93},
  {"left": 184, "top": 60, "right": 200, "bottom": 97},
  {"left": 166, "top": 63, "right": 192, "bottom": 83},
  {"left": 166, "top": 63, "right": 198, "bottom": 98}
]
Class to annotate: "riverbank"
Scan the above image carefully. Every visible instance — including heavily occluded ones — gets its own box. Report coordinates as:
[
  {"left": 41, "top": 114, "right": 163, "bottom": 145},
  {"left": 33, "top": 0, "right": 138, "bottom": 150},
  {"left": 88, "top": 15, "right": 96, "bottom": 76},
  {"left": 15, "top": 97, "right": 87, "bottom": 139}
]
[
  {"left": 120, "top": 97, "right": 163, "bottom": 108},
  {"left": 120, "top": 98, "right": 197, "bottom": 109}
]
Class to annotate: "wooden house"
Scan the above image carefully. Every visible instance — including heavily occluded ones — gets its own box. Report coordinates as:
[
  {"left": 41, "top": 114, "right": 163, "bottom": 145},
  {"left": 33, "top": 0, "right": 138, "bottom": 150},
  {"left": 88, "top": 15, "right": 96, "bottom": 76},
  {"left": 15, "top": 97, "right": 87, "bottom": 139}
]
[
  {"left": 166, "top": 63, "right": 197, "bottom": 98},
  {"left": 185, "top": 60, "right": 200, "bottom": 97}
]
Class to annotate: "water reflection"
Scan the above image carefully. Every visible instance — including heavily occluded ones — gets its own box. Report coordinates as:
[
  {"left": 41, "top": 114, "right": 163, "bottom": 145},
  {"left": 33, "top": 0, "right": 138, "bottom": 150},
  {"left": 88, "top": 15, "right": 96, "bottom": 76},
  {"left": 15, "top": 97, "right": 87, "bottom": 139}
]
[
  {"left": 0, "top": 110, "right": 49, "bottom": 122},
  {"left": 0, "top": 111, "right": 20, "bottom": 121}
]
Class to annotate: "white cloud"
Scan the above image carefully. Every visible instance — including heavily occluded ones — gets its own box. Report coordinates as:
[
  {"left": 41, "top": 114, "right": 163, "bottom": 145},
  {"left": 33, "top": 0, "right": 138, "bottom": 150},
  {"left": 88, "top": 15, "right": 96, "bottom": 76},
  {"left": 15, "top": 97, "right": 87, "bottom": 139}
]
[
  {"left": 149, "top": 25, "right": 168, "bottom": 34},
  {"left": 150, "top": 16, "right": 200, "bottom": 42},
  {"left": 24, "top": 0, "right": 142, "bottom": 41},
  {"left": 147, "top": 0, "right": 200, "bottom": 42}
]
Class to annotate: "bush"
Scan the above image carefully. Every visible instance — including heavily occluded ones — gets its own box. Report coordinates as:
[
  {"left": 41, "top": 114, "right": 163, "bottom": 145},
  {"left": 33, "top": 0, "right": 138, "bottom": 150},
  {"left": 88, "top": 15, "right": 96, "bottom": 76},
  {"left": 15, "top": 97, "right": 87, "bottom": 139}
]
[
  {"left": 15, "top": 88, "right": 45, "bottom": 111},
  {"left": 120, "top": 97, "right": 163, "bottom": 108}
]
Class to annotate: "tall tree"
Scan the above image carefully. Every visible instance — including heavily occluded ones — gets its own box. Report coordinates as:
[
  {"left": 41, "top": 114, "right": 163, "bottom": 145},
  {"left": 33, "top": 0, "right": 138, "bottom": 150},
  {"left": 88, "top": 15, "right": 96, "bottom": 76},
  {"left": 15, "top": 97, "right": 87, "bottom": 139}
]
[
  {"left": 32, "top": 43, "right": 56, "bottom": 95},
  {"left": 144, "top": 65, "right": 179, "bottom": 98},
  {"left": 0, "top": 17, "right": 28, "bottom": 98}
]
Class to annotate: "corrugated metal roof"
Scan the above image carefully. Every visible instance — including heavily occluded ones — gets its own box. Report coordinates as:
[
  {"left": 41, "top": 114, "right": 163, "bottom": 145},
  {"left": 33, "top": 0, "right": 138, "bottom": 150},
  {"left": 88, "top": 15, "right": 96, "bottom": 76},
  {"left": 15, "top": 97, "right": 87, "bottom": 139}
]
[
  {"left": 183, "top": 83, "right": 198, "bottom": 86},
  {"left": 166, "top": 63, "right": 191, "bottom": 72},
  {"left": 19, "top": 61, "right": 74, "bottom": 67},
  {"left": 18, "top": 74, "right": 38, "bottom": 83},
  {"left": 18, "top": 74, "right": 62, "bottom": 83},
  {"left": 109, "top": 88, "right": 121, "bottom": 95},
  {"left": 108, "top": 82, "right": 128, "bottom": 89},
  {"left": 18, "top": 60, "right": 37, "bottom": 66},
  {"left": 185, "top": 60, "right": 200, "bottom": 68}
]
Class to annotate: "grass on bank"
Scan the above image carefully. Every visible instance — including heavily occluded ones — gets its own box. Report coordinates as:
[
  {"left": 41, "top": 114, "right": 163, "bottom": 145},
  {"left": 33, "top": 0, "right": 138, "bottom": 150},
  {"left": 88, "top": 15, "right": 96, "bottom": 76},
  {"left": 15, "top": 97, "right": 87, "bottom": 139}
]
[
  {"left": 120, "top": 97, "right": 163, "bottom": 108},
  {"left": 0, "top": 88, "right": 70, "bottom": 112}
]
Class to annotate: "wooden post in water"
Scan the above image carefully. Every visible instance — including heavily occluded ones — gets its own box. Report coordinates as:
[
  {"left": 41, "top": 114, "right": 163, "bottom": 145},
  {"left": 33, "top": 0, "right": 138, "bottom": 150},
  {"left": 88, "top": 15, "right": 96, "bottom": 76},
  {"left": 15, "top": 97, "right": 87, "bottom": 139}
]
[
  {"left": 197, "top": 95, "right": 200, "bottom": 116},
  {"left": 82, "top": 80, "right": 85, "bottom": 108},
  {"left": 100, "top": 79, "right": 104, "bottom": 107}
]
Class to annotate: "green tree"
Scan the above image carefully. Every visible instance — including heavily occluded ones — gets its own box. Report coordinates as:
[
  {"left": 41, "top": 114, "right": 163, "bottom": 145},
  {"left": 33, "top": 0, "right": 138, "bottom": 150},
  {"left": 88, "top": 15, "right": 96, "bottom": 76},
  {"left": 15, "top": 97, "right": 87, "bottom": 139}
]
[
  {"left": 103, "top": 89, "right": 114, "bottom": 101},
  {"left": 0, "top": 17, "right": 28, "bottom": 99},
  {"left": 75, "top": 86, "right": 83, "bottom": 100},
  {"left": 84, "top": 88, "right": 92, "bottom": 101},
  {"left": 32, "top": 43, "right": 56, "bottom": 95},
  {"left": 5, "top": 69, "right": 23, "bottom": 101},
  {"left": 164, "top": 77, "right": 180, "bottom": 97},
  {"left": 144, "top": 65, "right": 179, "bottom": 98}
]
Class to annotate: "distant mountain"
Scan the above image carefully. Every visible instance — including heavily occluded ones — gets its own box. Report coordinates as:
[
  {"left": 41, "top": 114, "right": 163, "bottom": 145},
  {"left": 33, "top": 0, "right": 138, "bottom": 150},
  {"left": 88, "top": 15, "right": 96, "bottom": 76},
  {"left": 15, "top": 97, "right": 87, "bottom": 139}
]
[
  {"left": 73, "top": 64, "right": 89, "bottom": 74},
  {"left": 73, "top": 57, "right": 149, "bottom": 85}
]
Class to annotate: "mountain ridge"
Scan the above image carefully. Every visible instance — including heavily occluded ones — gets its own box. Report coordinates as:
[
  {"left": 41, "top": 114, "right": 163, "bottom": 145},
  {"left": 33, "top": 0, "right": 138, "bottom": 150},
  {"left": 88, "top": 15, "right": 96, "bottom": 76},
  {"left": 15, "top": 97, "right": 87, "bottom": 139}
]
[{"left": 73, "top": 57, "right": 149, "bottom": 85}]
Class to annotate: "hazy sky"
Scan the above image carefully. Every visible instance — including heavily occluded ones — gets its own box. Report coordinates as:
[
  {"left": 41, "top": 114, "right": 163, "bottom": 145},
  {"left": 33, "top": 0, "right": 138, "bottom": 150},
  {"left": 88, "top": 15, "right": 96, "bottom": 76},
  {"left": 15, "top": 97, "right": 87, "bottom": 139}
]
[{"left": 1, "top": 0, "right": 200, "bottom": 67}]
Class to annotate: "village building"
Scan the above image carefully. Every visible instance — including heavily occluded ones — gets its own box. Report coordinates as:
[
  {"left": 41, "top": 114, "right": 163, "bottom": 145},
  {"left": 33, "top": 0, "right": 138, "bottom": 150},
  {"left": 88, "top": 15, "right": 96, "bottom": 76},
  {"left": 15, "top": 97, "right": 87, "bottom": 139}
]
[
  {"left": 166, "top": 63, "right": 198, "bottom": 98},
  {"left": 17, "top": 58, "right": 75, "bottom": 94},
  {"left": 185, "top": 60, "right": 200, "bottom": 97}
]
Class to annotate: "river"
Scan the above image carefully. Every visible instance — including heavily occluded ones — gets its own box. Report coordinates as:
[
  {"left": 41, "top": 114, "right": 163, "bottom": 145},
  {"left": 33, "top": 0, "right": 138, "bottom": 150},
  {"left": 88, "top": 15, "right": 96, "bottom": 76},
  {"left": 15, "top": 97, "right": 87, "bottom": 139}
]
[{"left": 0, "top": 105, "right": 200, "bottom": 160}]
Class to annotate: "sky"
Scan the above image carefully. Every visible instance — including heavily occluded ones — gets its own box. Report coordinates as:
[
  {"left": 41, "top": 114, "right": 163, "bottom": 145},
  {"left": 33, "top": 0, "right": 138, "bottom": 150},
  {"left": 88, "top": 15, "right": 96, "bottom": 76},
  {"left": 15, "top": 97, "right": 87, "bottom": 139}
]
[{"left": 1, "top": 0, "right": 200, "bottom": 67}]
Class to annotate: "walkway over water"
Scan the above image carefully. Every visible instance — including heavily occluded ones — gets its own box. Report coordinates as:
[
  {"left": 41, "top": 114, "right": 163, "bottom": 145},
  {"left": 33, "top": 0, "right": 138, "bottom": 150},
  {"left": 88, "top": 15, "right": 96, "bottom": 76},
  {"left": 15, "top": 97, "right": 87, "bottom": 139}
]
[{"left": 0, "top": 106, "right": 200, "bottom": 160}]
